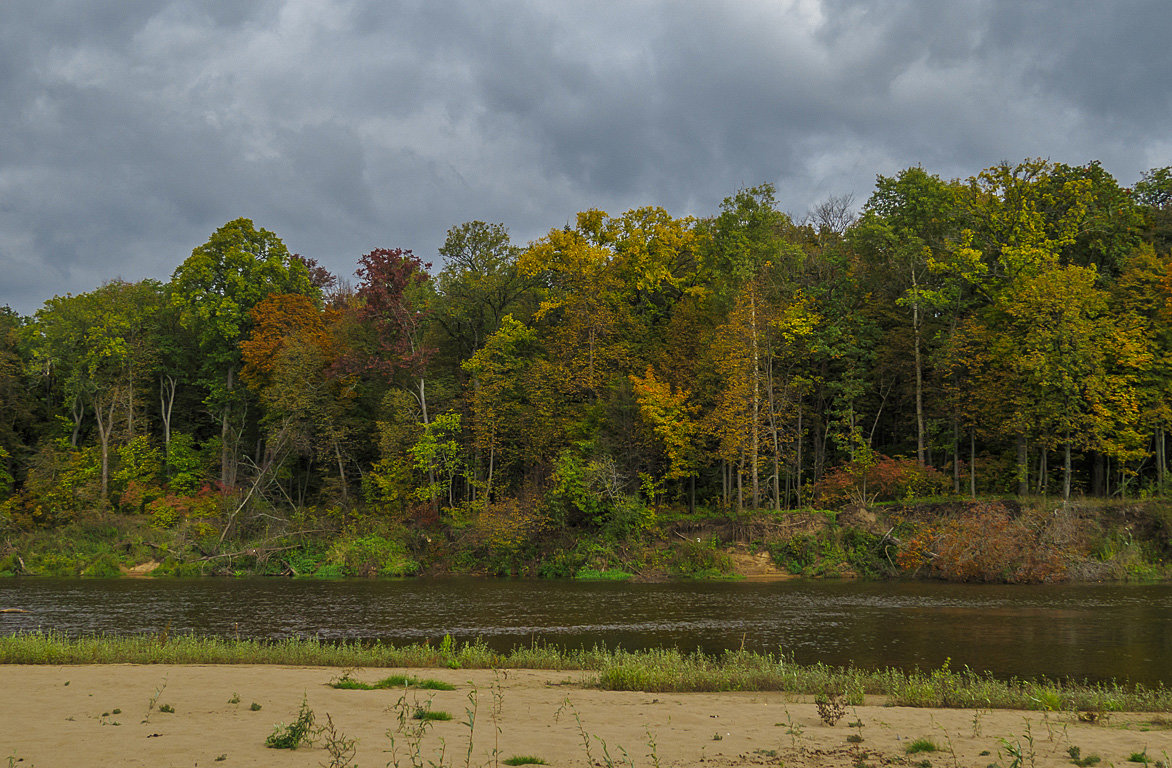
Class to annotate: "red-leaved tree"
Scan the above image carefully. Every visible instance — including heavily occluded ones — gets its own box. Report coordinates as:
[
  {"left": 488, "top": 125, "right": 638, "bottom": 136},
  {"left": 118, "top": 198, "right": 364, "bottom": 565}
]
[{"left": 354, "top": 248, "right": 435, "bottom": 423}]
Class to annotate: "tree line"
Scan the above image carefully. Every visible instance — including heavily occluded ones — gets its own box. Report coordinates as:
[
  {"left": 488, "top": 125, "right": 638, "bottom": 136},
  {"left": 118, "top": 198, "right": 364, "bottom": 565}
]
[{"left": 2, "top": 159, "right": 1172, "bottom": 538}]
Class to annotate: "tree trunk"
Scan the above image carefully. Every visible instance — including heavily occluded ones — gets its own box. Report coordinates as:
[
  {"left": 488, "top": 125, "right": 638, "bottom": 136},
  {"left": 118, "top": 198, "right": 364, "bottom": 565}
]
[
  {"left": 796, "top": 409, "right": 803, "bottom": 507},
  {"left": 736, "top": 455, "right": 744, "bottom": 514},
  {"left": 70, "top": 395, "right": 84, "bottom": 448},
  {"left": 334, "top": 439, "right": 348, "bottom": 503},
  {"left": 764, "top": 353, "right": 782, "bottom": 512},
  {"left": 486, "top": 443, "right": 495, "bottom": 503},
  {"left": 913, "top": 289, "right": 925, "bottom": 466},
  {"left": 1016, "top": 434, "right": 1028, "bottom": 496},
  {"left": 93, "top": 394, "right": 117, "bottom": 503},
  {"left": 1091, "top": 453, "right": 1106, "bottom": 496},
  {"left": 750, "top": 291, "right": 760, "bottom": 509},
  {"left": 952, "top": 417, "right": 960, "bottom": 494},
  {"left": 969, "top": 426, "right": 976, "bottom": 499},
  {"left": 1158, "top": 428, "right": 1166, "bottom": 495},
  {"left": 1063, "top": 439, "right": 1072, "bottom": 501},
  {"left": 126, "top": 371, "right": 134, "bottom": 437},
  {"left": 220, "top": 367, "right": 235, "bottom": 488},
  {"left": 159, "top": 375, "right": 176, "bottom": 457},
  {"left": 721, "top": 459, "right": 728, "bottom": 510}
]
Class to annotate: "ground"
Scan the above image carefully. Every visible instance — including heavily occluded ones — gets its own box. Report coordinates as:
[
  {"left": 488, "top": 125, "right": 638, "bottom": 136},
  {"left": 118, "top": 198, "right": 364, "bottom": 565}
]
[{"left": 3, "top": 665, "right": 1169, "bottom": 767}]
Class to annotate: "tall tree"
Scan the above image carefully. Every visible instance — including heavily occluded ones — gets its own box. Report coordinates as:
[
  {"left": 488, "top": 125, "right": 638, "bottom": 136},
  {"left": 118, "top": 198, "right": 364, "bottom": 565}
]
[
  {"left": 354, "top": 247, "right": 435, "bottom": 424},
  {"left": 170, "top": 218, "right": 315, "bottom": 488},
  {"left": 855, "top": 167, "right": 964, "bottom": 465}
]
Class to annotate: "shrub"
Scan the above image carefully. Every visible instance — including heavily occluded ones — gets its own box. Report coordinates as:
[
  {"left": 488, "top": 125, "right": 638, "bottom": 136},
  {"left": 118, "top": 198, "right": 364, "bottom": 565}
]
[
  {"left": 112, "top": 436, "right": 163, "bottom": 511},
  {"left": 897, "top": 502, "right": 1066, "bottom": 583},
  {"left": 668, "top": 537, "right": 733, "bottom": 578},
  {"left": 327, "top": 532, "right": 418, "bottom": 577},
  {"left": 769, "top": 527, "right": 890, "bottom": 578},
  {"left": 813, "top": 455, "right": 950, "bottom": 507}
]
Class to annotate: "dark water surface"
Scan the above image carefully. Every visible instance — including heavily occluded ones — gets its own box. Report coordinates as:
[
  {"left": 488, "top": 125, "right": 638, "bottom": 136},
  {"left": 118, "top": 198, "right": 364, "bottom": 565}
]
[{"left": 2, "top": 578, "right": 1170, "bottom": 686}]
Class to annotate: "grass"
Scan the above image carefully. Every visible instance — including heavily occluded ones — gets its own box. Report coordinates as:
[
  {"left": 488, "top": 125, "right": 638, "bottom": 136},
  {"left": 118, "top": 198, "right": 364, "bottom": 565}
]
[
  {"left": 503, "top": 757, "right": 547, "bottom": 765},
  {"left": 573, "top": 568, "right": 633, "bottom": 581},
  {"left": 905, "top": 737, "right": 939, "bottom": 754},
  {"left": 330, "top": 672, "right": 455, "bottom": 691},
  {"left": 412, "top": 707, "right": 452, "bottom": 721},
  {"left": 5, "top": 631, "right": 1172, "bottom": 713}
]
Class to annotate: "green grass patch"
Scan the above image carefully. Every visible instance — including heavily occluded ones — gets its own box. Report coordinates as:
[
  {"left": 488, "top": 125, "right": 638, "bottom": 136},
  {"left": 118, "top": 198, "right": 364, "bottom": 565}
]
[
  {"left": 574, "top": 568, "right": 633, "bottom": 581},
  {"left": 905, "top": 737, "right": 939, "bottom": 754},
  {"left": 412, "top": 707, "right": 452, "bottom": 721},
  {"left": 330, "top": 672, "right": 454, "bottom": 690},
  {"left": 503, "top": 757, "right": 547, "bottom": 765},
  {"left": 5, "top": 631, "right": 1172, "bottom": 713}
]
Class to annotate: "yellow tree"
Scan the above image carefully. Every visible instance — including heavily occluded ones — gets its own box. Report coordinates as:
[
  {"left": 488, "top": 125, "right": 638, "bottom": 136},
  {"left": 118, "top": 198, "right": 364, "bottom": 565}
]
[{"left": 629, "top": 366, "right": 699, "bottom": 504}]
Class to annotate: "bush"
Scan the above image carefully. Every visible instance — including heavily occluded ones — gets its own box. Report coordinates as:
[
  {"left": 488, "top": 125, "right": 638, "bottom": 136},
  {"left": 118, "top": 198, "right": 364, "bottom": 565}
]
[
  {"left": 113, "top": 436, "right": 163, "bottom": 511},
  {"left": 668, "top": 537, "right": 733, "bottom": 578},
  {"left": 769, "top": 527, "right": 890, "bottom": 578},
  {"left": 897, "top": 502, "right": 1067, "bottom": 583},
  {"left": 813, "top": 455, "right": 950, "bottom": 507},
  {"left": 327, "top": 532, "right": 418, "bottom": 577}
]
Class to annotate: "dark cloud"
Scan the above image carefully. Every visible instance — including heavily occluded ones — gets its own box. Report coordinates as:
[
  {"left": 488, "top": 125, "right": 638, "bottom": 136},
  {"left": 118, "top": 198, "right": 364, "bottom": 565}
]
[{"left": 1, "top": 0, "right": 1169, "bottom": 314}]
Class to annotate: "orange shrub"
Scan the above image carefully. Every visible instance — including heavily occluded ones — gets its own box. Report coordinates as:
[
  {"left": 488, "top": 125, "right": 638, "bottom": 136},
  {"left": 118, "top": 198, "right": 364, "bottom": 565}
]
[{"left": 813, "top": 455, "right": 950, "bottom": 507}]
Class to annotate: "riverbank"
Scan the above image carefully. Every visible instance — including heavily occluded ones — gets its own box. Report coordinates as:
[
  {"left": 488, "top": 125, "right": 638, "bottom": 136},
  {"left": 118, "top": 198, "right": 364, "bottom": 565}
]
[
  {"left": 2, "top": 498, "right": 1170, "bottom": 583},
  {"left": 3, "top": 663, "right": 1170, "bottom": 768},
  {"left": 4, "top": 632, "right": 1170, "bottom": 713}
]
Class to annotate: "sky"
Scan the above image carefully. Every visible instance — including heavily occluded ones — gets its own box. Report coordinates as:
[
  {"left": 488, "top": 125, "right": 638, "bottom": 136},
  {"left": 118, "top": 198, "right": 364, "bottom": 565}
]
[{"left": 2, "top": 0, "right": 1170, "bottom": 315}]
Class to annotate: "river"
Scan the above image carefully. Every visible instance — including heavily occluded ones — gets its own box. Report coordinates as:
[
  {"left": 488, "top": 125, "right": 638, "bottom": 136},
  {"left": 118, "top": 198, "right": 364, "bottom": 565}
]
[{"left": 2, "top": 577, "right": 1169, "bottom": 686}]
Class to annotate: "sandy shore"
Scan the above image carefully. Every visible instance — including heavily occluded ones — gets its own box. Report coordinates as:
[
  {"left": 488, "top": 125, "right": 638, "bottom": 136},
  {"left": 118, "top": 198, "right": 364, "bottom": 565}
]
[{"left": 2, "top": 665, "right": 1169, "bottom": 767}]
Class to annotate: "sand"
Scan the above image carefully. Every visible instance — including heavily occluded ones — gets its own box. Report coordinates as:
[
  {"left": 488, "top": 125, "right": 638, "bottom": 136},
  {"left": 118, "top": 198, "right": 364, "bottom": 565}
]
[{"left": 2, "top": 664, "right": 1169, "bottom": 767}]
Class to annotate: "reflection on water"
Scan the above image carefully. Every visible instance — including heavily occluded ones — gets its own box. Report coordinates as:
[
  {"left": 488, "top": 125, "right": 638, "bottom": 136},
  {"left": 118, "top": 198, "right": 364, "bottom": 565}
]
[{"left": 1, "top": 577, "right": 1169, "bottom": 686}]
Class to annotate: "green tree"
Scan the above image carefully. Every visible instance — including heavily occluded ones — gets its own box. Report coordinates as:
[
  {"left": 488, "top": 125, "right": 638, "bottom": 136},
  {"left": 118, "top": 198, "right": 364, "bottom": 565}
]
[
  {"left": 855, "top": 167, "right": 964, "bottom": 465},
  {"left": 169, "top": 218, "right": 315, "bottom": 488}
]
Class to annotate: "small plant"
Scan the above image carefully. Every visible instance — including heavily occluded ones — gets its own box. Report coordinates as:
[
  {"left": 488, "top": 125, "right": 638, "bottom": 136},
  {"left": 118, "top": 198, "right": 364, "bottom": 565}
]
[
  {"left": 783, "top": 707, "right": 805, "bottom": 748},
  {"left": 646, "top": 726, "right": 661, "bottom": 768},
  {"left": 847, "top": 733, "right": 864, "bottom": 743},
  {"left": 413, "top": 705, "right": 452, "bottom": 721},
  {"left": 228, "top": 692, "right": 240, "bottom": 704},
  {"left": 816, "top": 691, "right": 848, "bottom": 726},
  {"left": 215, "top": 755, "right": 226, "bottom": 762},
  {"left": 1131, "top": 750, "right": 1152, "bottom": 765},
  {"left": 999, "top": 729, "right": 1037, "bottom": 768},
  {"left": 386, "top": 690, "right": 437, "bottom": 768},
  {"left": 319, "top": 713, "right": 358, "bottom": 768},
  {"left": 972, "top": 707, "right": 991, "bottom": 737},
  {"left": 1068, "top": 745, "right": 1102, "bottom": 766},
  {"left": 111, "top": 708, "right": 121, "bottom": 714},
  {"left": 1078, "top": 709, "right": 1109, "bottom": 725},
  {"left": 158, "top": 703, "right": 175, "bottom": 713},
  {"left": 906, "top": 737, "right": 940, "bottom": 754},
  {"left": 142, "top": 676, "right": 168, "bottom": 723},
  {"left": 265, "top": 694, "right": 316, "bottom": 749},
  {"left": 503, "top": 758, "right": 546, "bottom": 766}
]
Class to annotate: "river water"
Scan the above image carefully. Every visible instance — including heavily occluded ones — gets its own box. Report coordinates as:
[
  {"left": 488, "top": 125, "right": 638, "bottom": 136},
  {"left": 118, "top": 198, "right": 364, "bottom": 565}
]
[{"left": 2, "top": 577, "right": 1169, "bottom": 686}]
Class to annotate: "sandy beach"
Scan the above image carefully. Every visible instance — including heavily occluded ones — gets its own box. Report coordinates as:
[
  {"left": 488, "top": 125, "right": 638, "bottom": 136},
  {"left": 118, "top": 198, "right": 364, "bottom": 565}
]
[{"left": 1, "top": 664, "right": 1169, "bottom": 767}]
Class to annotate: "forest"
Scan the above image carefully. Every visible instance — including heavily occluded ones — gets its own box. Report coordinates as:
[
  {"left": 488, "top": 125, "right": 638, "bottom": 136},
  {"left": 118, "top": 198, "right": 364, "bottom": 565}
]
[{"left": 3, "top": 158, "right": 1172, "bottom": 581}]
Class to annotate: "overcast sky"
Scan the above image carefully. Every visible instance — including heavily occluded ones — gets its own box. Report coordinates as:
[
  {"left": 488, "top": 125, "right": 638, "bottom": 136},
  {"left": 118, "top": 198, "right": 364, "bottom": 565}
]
[{"left": 2, "top": 0, "right": 1170, "bottom": 315}]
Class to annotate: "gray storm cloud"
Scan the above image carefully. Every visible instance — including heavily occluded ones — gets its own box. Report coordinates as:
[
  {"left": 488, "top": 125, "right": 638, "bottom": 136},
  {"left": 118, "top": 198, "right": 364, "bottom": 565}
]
[{"left": 1, "top": 0, "right": 1169, "bottom": 314}]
